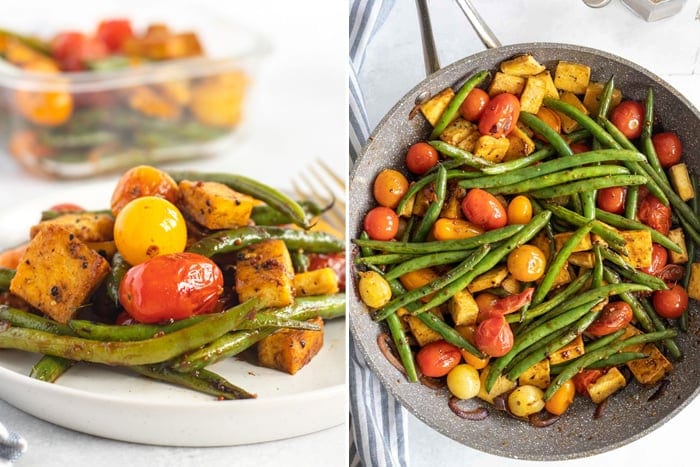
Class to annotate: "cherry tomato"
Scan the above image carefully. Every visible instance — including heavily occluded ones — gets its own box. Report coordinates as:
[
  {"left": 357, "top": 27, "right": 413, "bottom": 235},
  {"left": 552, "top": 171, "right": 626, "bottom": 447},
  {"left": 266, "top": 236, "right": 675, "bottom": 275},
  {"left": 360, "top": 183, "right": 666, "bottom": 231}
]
[
  {"left": 373, "top": 169, "right": 409, "bottom": 209},
  {"left": 48, "top": 203, "right": 85, "bottom": 213},
  {"left": 363, "top": 206, "right": 399, "bottom": 240},
  {"left": 657, "top": 264, "right": 685, "bottom": 283},
  {"left": 572, "top": 369, "right": 603, "bottom": 396},
  {"left": 96, "top": 19, "right": 135, "bottom": 52},
  {"left": 610, "top": 100, "right": 644, "bottom": 140},
  {"left": 51, "top": 32, "right": 108, "bottom": 71},
  {"left": 308, "top": 252, "right": 346, "bottom": 291},
  {"left": 545, "top": 379, "right": 575, "bottom": 416},
  {"left": 14, "top": 89, "right": 73, "bottom": 127},
  {"left": 474, "top": 292, "right": 499, "bottom": 317},
  {"left": 507, "top": 195, "right": 533, "bottom": 225},
  {"left": 110, "top": 165, "right": 180, "bottom": 216},
  {"left": 479, "top": 288, "right": 534, "bottom": 322},
  {"left": 638, "top": 193, "right": 671, "bottom": 235},
  {"left": 596, "top": 186, "right": 627, "bottom": 215},
  {"left": 432, "top": 218, "right": 483, "bottom": 241},
  {"left": 652, "top": 132, "right": 683, "bottom": 168},
  {"left": 405, "top": 142, "right": 439, "bottom": 175},
  {"left": 640, "top": 244, "right": 668, "bottom": 276},
  {"left": 533, "top": 107, "right": 561, "bottom": 140},
  {"left": 459, "top": 88, "right": 490, "bottom": 122},
  {"left": 461, "top": 188, "right": 507, "bottom": 230},
  {"left": 586, "top": 301, "right": 634, "bottom": 337},
  {"left": 119, "top": 252, "right": 223, "bottom": 323},
  {"left": 474, "top": 315, "right": 514, "bottom": 357},
  {"left": 569, "top": 142, "right": 590, "bottom": 154},
  {"left": 507, "top": 245, "right": 547, "bottom": 282},
  {"left": 652, "top": 284, "right": 688, "bottom": 319},
  {"left": 114, "top": 196, "right": 187, "bottom": 265},
  {"left": 416, "top": 340, "right": 462, "bottom": 378},
  {"left": 446, "top": 364, "right": 481, "bottom": 400},
  {"left": 478, "top": 92, "right": 520, "bottom": 138}
]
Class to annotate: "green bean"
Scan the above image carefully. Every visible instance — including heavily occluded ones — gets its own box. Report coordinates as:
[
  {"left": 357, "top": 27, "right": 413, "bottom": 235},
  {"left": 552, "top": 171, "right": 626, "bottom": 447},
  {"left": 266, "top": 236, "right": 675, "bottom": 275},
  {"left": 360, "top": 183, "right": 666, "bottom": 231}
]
[
  {"left": 105, "top": 253, "right": 130, "bottom": 307},
  {"left": 519, "top": 112, "right": 574, "bottom": 157},
  {"left": 543, "top": 202, "right": 626, "bottom": 252},
  {"left": 488, "top": 165, "right": 631, "bottom": 196},
  {"left": 171, "top": 294, "right": 345, "bottom": 372},
  {"left": 485, "top": 298, "right": 602, "bottom": 393},
  {"left": 132, "top": 365, "right": 255, "bottom": 399},
  {"left": 0, "top": 267, "right": 15, "bottom": 290},
  {"left": 429, "top": 70, "right": 489, "bottom": 139},
  {"left": 676, "top": 211, "right": 700, "bottom": 246},
  {"left": 384, "top": 250, "right": 477, "bottom": 281},
  {"left": 570, "top": 192, "right": 584, "bottom": 215},
  {"left": 251, "top": 200, "right": 325, "bottom": 226},
  {"left": 187, "top": 225, "right": 343, "bottom": 257},
  {"left": 602, "top": 267, "right": 654, "bottom": 332},
  {"left": 596, "top": 76, "right": 616, "bottom": 122},
  {"left": 416, "top": 311, "right": 483, "bottom": 357},
  {"left": 0, "top": 299, "right": 259, "bottom": 366},
  {"left": 29, "top": 356, "right": 75, "bottom": 382},
  {"left": 681, "top": 176, "right": 698, "bottom": 331},
  {"left": 508, "top": 270, "right": 591, "bottom": 324},
  {"left": 169, "top": 171, "right": 311, "bottom": 229},
  {"left": 640, "top": 87, "right": 668, "bottom": 180},
  {"left": 412, "top": 164, "right": 447, "bottom": 241},
  {"left": 38, "top": 130, "right": 117, "bottom": 149},
  {"left": 459, "top": 149, "right": 645, "bottom": 190},
  {"left": 581, "top": 190, "right": 596, "bottom": 220},
  {"left": 411, "top": 211, "right": 551, "bottom": 316},
  {"left": 355, "top": 253, "right": 417, "bottom": 266},
  {"left": 428, "top": 141, "right": 495, "bottom": 169},
  {"left": 395, "top": 168, "right": 481, "bottom": 218},
  {"left": 533, "top": 222, "right": 595, "bottom": 305},
  {"left": 543, "top": 329, "right": 676, "bottom": 401},
  {"left": 592, "top": 244, "right": 604, "bottom": 288},
  {"left": 593, "top": 208, "right": 683, "bottom": 254},
  {"left": 600, "top": 248, "right": 667, "bottom": 291},
  {"left": 625, "top": 185, "right": 639, "bottom": 219},
  {"left": 585, "top": 352, "right": 648, "bottom": 369},
  {"left": 40, "top": 208, "right": 112, "bottom": 221},
  {"left": 585, "top": 329, "right": 626, "bottom": 354},
  {"left": 386, "top": 313, "right": 418, "bottom": 382},
  {"left": 642, "top": 162, "right": 700, "bottom": 233},
  {"left": 529, "top": 174, "right": 648, "bottom": 199},
  {"left": 639, "top": 297, "right": 682, "bottom": 360},
  {"left": 0, "top": 305, "right": 74, "bottom": 336},
  {"left": 353, "top": 223, "right": 524, "bottom": 254},
  {"left": 373, "top": 246, "right": 491, "bottom": 321}
]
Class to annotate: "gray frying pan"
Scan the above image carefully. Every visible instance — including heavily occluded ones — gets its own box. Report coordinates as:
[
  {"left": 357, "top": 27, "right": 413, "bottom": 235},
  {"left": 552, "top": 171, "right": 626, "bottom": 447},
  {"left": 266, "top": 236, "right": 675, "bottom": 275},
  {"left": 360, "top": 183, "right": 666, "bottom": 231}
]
[{"left": 349, "top": 2, "right": 700, "bottom": 461}]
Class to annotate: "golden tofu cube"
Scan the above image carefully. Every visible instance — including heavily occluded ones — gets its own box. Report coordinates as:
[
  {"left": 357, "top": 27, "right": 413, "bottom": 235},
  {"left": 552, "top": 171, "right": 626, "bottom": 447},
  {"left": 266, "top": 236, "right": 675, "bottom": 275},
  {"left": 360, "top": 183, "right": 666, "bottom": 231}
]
[
  {"left": 399, "top": 268, "right": 440, "bottom": 292},
  {"left": 518, "top": 359, "right": 550, "bottom": 390},
  {"left": 235, "top": 239, "right": 295, "bottom": 308},
  {"left": 582, "top": 82, "right": 623, "bottom": 116},
  {"left": 554, "top": 61, "right": 591, "bottom": 94},
  {"left": 9, "top": 225, "right": 110, "bottom": 324},
  {"left": 687, "top": 263, "right": 700, "bottom": 300},
  {"left": 622, "top": 326, "right": 673, "bottom": 385},
  {"left": 293, "top": 267, "right": 339, "bottom": 297},
  {"left": 467, "top": 266, "right": 508, "bottom": 293},
  {"left": 473, "top": 135, "right": 510, "bottom": 163},
  {"left": 505, "top": 126, "right": 536, "bottom": 160},
  {"left": 568, "top": 251, "right": 595, "bottom": 268},
  {"left": 178, "top": 180, "right": 255, "bottom": 229},
  {"left": 619, "top": 230, "right": 653, "bottom": 269},
  {"left": 554, "top": 92, "right": 590, "bottom": 133},
  {"left": 537, "top": 264, "right": 572, "bottom": 290},
  {"left": 448, "top": 289, "right": 479, "bottom": 326},
  {"left": 531, "top": 232, "right": 553, "bottom": 261},
  {"left": 668, "top": 163, "right": 695, "bottom": 201},
  {"left": 439, "top": 182, "right": 467, "bottom": 220},
  {"left": 420, "top": 87, "right": 455, "bottom": 127},
  {"left": 487, "top": 72, "right": 525, "bottom": 97},
  {"left": 30, "top": 213, "right": 114, "bottom": 243},
  {"left": 667, "top": 228, "right": 688, "bottom": 264},
  {"left": 519, "top": 76, "right": 547, "bottom": 114},
  {"left": 407, "top": 310, "right": 444, "bottom": 347},
  {"left": 548, "top": 334, "right": 585, "bottom": 365},
  {"left": 438, "top": 117, "right": 479, "bottom": 149},
  {"left": 554, "top": 231, "right": 593, "bottom": 252},
  {"left": 397, "top": 185, "right": 416, "bottom": 217},
  {"left": 411, "top": 183, "right": 431, "bottom": 217},
  {"left": 257, "top": 317, "right": 324, "bottom": 375},
  {"left": 534, "top": 70, "right": 559, "bottom": 100},
  {"left": 500, "top": 54, "right": 546, "bottom": 76},
  {"left": 500, "top": 274, "right": 522, "bottom": 295},
  {"left": 587, "top": 367, "right": 627, "bottom": 404},
  {"left": 478, "top": 365, "right": 517, "bottom": 404}
]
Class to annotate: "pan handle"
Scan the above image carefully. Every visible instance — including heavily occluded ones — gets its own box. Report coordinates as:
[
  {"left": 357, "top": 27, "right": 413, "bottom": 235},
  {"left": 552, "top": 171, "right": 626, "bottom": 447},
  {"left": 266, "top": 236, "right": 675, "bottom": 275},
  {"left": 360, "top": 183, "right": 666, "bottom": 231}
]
[{"left": 454, "top": 0, "right": 502, "bottom": 50}]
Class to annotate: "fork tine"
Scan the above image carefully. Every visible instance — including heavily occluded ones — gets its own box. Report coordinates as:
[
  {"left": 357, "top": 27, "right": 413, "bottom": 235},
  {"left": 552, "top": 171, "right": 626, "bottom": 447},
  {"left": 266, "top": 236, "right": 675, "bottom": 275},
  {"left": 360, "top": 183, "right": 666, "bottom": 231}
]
[{"left": 292, "top": 161, "right": 346, "bottom": 233}]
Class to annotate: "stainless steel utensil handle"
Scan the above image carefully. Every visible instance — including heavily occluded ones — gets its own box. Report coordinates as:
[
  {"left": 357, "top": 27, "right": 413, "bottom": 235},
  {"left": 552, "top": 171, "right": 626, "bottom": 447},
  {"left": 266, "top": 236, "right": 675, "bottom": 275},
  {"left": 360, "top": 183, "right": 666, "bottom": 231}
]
[
  {"left": 415, "top": 0, "right": 441, "bottom": 75},
  {"left": 454, "top": 0, "right": 502, "bottom": 49}
]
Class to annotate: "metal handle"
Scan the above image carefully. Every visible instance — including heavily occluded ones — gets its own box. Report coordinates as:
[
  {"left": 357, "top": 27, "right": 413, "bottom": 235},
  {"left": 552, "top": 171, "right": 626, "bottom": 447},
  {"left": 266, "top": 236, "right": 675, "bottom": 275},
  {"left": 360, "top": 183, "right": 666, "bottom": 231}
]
[
  {"left": 454, "top": 0, "right": 502, "bottom": 49},
  {"left": 415, "top": 0, "right": 441, "bottom": 76}
]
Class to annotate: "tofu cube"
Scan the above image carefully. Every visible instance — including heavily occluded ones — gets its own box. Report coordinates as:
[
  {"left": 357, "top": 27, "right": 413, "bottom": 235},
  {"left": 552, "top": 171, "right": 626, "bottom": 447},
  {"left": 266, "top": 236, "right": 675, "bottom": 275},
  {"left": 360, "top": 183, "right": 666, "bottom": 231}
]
[
  {"left": 487, "top": 72, "right": 525, "bottom": 97},
  {"left": 587, "top": 367, "right": 627, "bottom": 404},
  {"left": 582, "top": 82, "right": 623, "bottom": 116},
  {"left": 478, "top": 365, "right": 517, "bottom": 404},
  {"left": 500, "top": 275, "right": 522, "bottom": 295},
  {"left": 9, "top": 225, "right": 110, "bottom": 324},
  {"left": 519, "top": 76, "right": 547, "bottom": 114},
  {"left": 499, "top": 54, "right": 546, "bottom": 76},
  {"left": 687, "top": 263, "right": 700, "bottom": 300},
  {"left": 667, "top": 228, "right": 688, "bottom": 264},
  {"left": 505, "top": 126, "right": 536, "bottom": 160},
  {"left": 467, "top": 266, "right": 508, "bottom": 293},
  {"left": 438, "top": 117, "right": 480, "bottom": 150},
  {"left": 668, "top": 163, "right": 695, "bottom": 201},
  {"left": 407, "top": 310, "right": 444, "bottom": 347},
  {"left": 548, "top": 334, "right": 585, "bottom": 365},
  {"left": 473, "top": 135, "right": 510, "bottom": 163},
  {"left": 448, "top": 289, "right": 479, "bottom": 326},
  {"left": 235, "top": 239, "right": 295, "bottom": 308},
  {"left": 534, "top": 70, "right": 559, "bottom": 99},
  {"left": 30, "top": 213, "right": 114, "bottom": 243},
  {"left": 622, "top": 326, "right": 673, "bottom": 385},
  {"left": 554, "top": 231, "right": 593, "bottom": 252},
  {"left": 257, "top": 317, "right": 324, "bottom": 374},
  {"left": 568, "top": 251, "right": 595, "bottom": 268},
  {"left": 439, "top": 182, "right": 467, "bottom": 220},
  {"left": 420, "top": 87, "right": 455, "bottom": 126},
  {"left": 178, "top": 180, "right": 255, "bottom": 229},
  {"left": 554, "top": 92, "right": 590, "bottom": 133},
  {"left": 518, "top": 359, "right": 550, "bottom": 390},
  {"left": 554, "top": 61, "right": 591, "bottom": 94},
  {"left": 293, "top": 267, "right": 339, "bottom": 297},
  {"left": 619, "top": 230, "right": 653, "bottom": 269}
]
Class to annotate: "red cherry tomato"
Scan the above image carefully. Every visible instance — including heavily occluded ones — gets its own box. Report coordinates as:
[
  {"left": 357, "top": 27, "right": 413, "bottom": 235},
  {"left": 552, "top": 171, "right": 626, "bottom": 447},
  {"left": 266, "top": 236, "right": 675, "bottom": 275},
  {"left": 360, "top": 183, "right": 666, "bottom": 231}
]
[
  {"left": 596, "top": 186, "right": 627, "bottom": 215},
  {"left": 478, "top": 92, "right": 520, "bottom": 138},
  {"left": 461, "top": 188, "right": 507, "bottom": 230},
  {"left": 96, "top": 19, "right": 134, "bottom": 52},
  {"left": 638, "top": 193, "right": 671, "bottom": 235},
  {"left": 652, "top": 284, "right": 688, "bottom": 319},
  {"left": 569, "top": 142, "right": 590, "bottom": 154},
  {"left": 48, "top": 203, "right": 85, "bottom": 213},
  {"left": 308, "top": 252, "right": 346, "bottom": 291},
  {"left": 416, "top": 340, "right": 462, "bottom": 377},
  {"left": 478, "top": 287, "right": 534, "bottom": 322},
  {"left": 474, "top": 315, "right": 514, "bottom": 357},
  {"left": 640, "top": 244, "right": 668, "bottom": 276},
  {"left": 610, "top": 100, "right": 644, "bottom": 140},
  {"left": 652, "top": 132, "right": 683, "bottom": 168},
  {"left": 586, "top": 301, "right": 634, "bottom": 337},
  {"left": 405, "top": 142, "right": 439, "bottom": 175},
  {"left": 119, "top": 252, "right": 224, "bottom": 324},
  {"left": 363, "top": 206, "right": 399, "bottom": 240},
  {"left": 572, "top": 369, "right": 603, "bottom": 396},
  {"left": 51, "top": 32, "right": 108, "bottom": 71},
  {"left": 459, "top": 88, "right": 490, "bottom": 122},
  {"left": 657, "top": 264, "right": 685, "bottom": 283}
]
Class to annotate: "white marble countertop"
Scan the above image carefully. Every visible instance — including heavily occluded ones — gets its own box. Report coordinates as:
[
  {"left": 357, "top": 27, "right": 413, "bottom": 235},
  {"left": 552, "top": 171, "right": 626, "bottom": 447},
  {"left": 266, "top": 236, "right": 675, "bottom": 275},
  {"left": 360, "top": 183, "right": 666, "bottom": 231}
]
[
  {"left": 0, "top": 1, "right": 347, "bottom": 466},
  {"left": 357, "top": 0, "right": 700, "bottom": 466}
]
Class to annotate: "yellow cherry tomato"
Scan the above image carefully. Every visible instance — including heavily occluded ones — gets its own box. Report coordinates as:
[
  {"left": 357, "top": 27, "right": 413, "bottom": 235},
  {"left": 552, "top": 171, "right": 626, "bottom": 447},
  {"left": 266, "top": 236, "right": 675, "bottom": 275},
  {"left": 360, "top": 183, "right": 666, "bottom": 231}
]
[
  {"left": 373, "top": 169, "right": 409, "bottom": 209},
  {"left": 507, "top": 195, "right": 533, "bottom": 225},
  {"left": 508, "top": 384, "right": 545, "bottom": 417},
  {"left": 507, "top": 245, "right": 547, "bottom": 282},
  {"left": 446, "top": 364, "right": 481, "bottom": 400},
  {"left": 110, "top": 165, "right": 179, "bottom": 216},
  {"left": 14, "top": 89, "right": 73, "bottom": 127},
  {"left": 432, "top": 218, "right": 483, "bottom": 241},
  {"left": 358, "top": 270, "right": 392, "bottom": 308},
  {"left": 114, "top": 196, "right": 187, "bottom": 265},
  {"left": 544, "top": 379, "right": 576, "bottom": 416}
]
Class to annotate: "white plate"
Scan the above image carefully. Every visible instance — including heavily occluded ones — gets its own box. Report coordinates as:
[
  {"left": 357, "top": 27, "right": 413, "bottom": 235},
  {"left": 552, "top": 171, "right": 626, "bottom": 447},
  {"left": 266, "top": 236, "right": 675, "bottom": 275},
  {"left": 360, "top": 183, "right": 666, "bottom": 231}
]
[{"left": 0, "top": 182, "right": 346, "bottom": 446}]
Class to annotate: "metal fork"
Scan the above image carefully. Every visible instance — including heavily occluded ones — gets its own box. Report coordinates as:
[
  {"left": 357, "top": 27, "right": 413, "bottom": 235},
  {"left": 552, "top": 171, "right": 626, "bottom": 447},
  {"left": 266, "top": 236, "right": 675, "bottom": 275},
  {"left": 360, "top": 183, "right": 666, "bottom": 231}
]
[{"left": 291, "top": 158, "right": 346, "bottom": 236}]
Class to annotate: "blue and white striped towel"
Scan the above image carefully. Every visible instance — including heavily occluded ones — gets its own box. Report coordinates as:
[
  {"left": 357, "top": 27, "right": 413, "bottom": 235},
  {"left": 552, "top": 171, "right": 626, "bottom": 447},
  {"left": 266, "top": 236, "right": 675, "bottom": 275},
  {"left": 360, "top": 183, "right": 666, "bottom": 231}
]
[
  {"left": 348, "top": 1, "right": 409, "bottom": 467},
  {"left": 0, "top": 420, "right": 27, "bottom": 466}
]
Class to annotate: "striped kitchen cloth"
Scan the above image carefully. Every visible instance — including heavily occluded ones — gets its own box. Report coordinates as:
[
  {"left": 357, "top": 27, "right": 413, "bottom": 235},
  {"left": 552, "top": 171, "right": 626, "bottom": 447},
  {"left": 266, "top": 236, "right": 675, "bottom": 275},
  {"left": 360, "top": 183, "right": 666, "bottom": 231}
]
[
  {"left": 0, "top": 420, "right": 27, "bottom": 466},
  {"left": 348, "top": 1, "right": 409, "bottom": 467}
]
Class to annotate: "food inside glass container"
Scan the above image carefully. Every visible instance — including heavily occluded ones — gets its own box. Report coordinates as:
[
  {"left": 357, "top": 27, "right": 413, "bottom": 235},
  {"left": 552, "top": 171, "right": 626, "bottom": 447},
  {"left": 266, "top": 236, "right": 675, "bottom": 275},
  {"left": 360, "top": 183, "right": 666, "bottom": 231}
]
[{"left": 0, "top": 19, "right": 260, "bottom": 178}]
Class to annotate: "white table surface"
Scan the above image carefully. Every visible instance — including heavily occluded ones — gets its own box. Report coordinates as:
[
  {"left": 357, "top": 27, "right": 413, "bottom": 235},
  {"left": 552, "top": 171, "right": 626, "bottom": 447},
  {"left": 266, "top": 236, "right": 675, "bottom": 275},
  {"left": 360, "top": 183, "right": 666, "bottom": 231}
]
[
  {"left": 357, "top": 0, "right": 700, "bottom": 466},
  {"left": 0, "top": 1, "right": 347, "bottom": 466}
]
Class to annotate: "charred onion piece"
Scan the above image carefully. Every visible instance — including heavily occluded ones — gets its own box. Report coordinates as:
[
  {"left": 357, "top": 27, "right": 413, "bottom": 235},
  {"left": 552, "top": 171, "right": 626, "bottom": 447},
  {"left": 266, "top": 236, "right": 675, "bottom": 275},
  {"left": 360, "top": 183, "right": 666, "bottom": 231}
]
[
  {"left": 529, "top": 411, "right": 560, "bottom": 428},
  {"left": 377, "top": 332, "right": 406, "bottom": 375},
  {"left": 419, "top": 375, "right": 446, "bottom": 389},
  {"left": 648, "top": 379, "right": 670, "bottom": 402},
  {"left": 594, "top": 398, "right": 608, "bottom": 419},
  {"left": 448, "top": 396, "right": 489, "bottom": 420}
]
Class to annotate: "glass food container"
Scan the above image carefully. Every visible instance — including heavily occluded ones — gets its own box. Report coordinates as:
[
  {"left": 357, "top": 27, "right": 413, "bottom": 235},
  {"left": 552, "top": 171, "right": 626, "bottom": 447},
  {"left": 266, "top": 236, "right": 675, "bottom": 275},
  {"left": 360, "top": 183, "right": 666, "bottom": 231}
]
[{"left": 0, "top": 10, "right": 269, "bottom": 178}]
